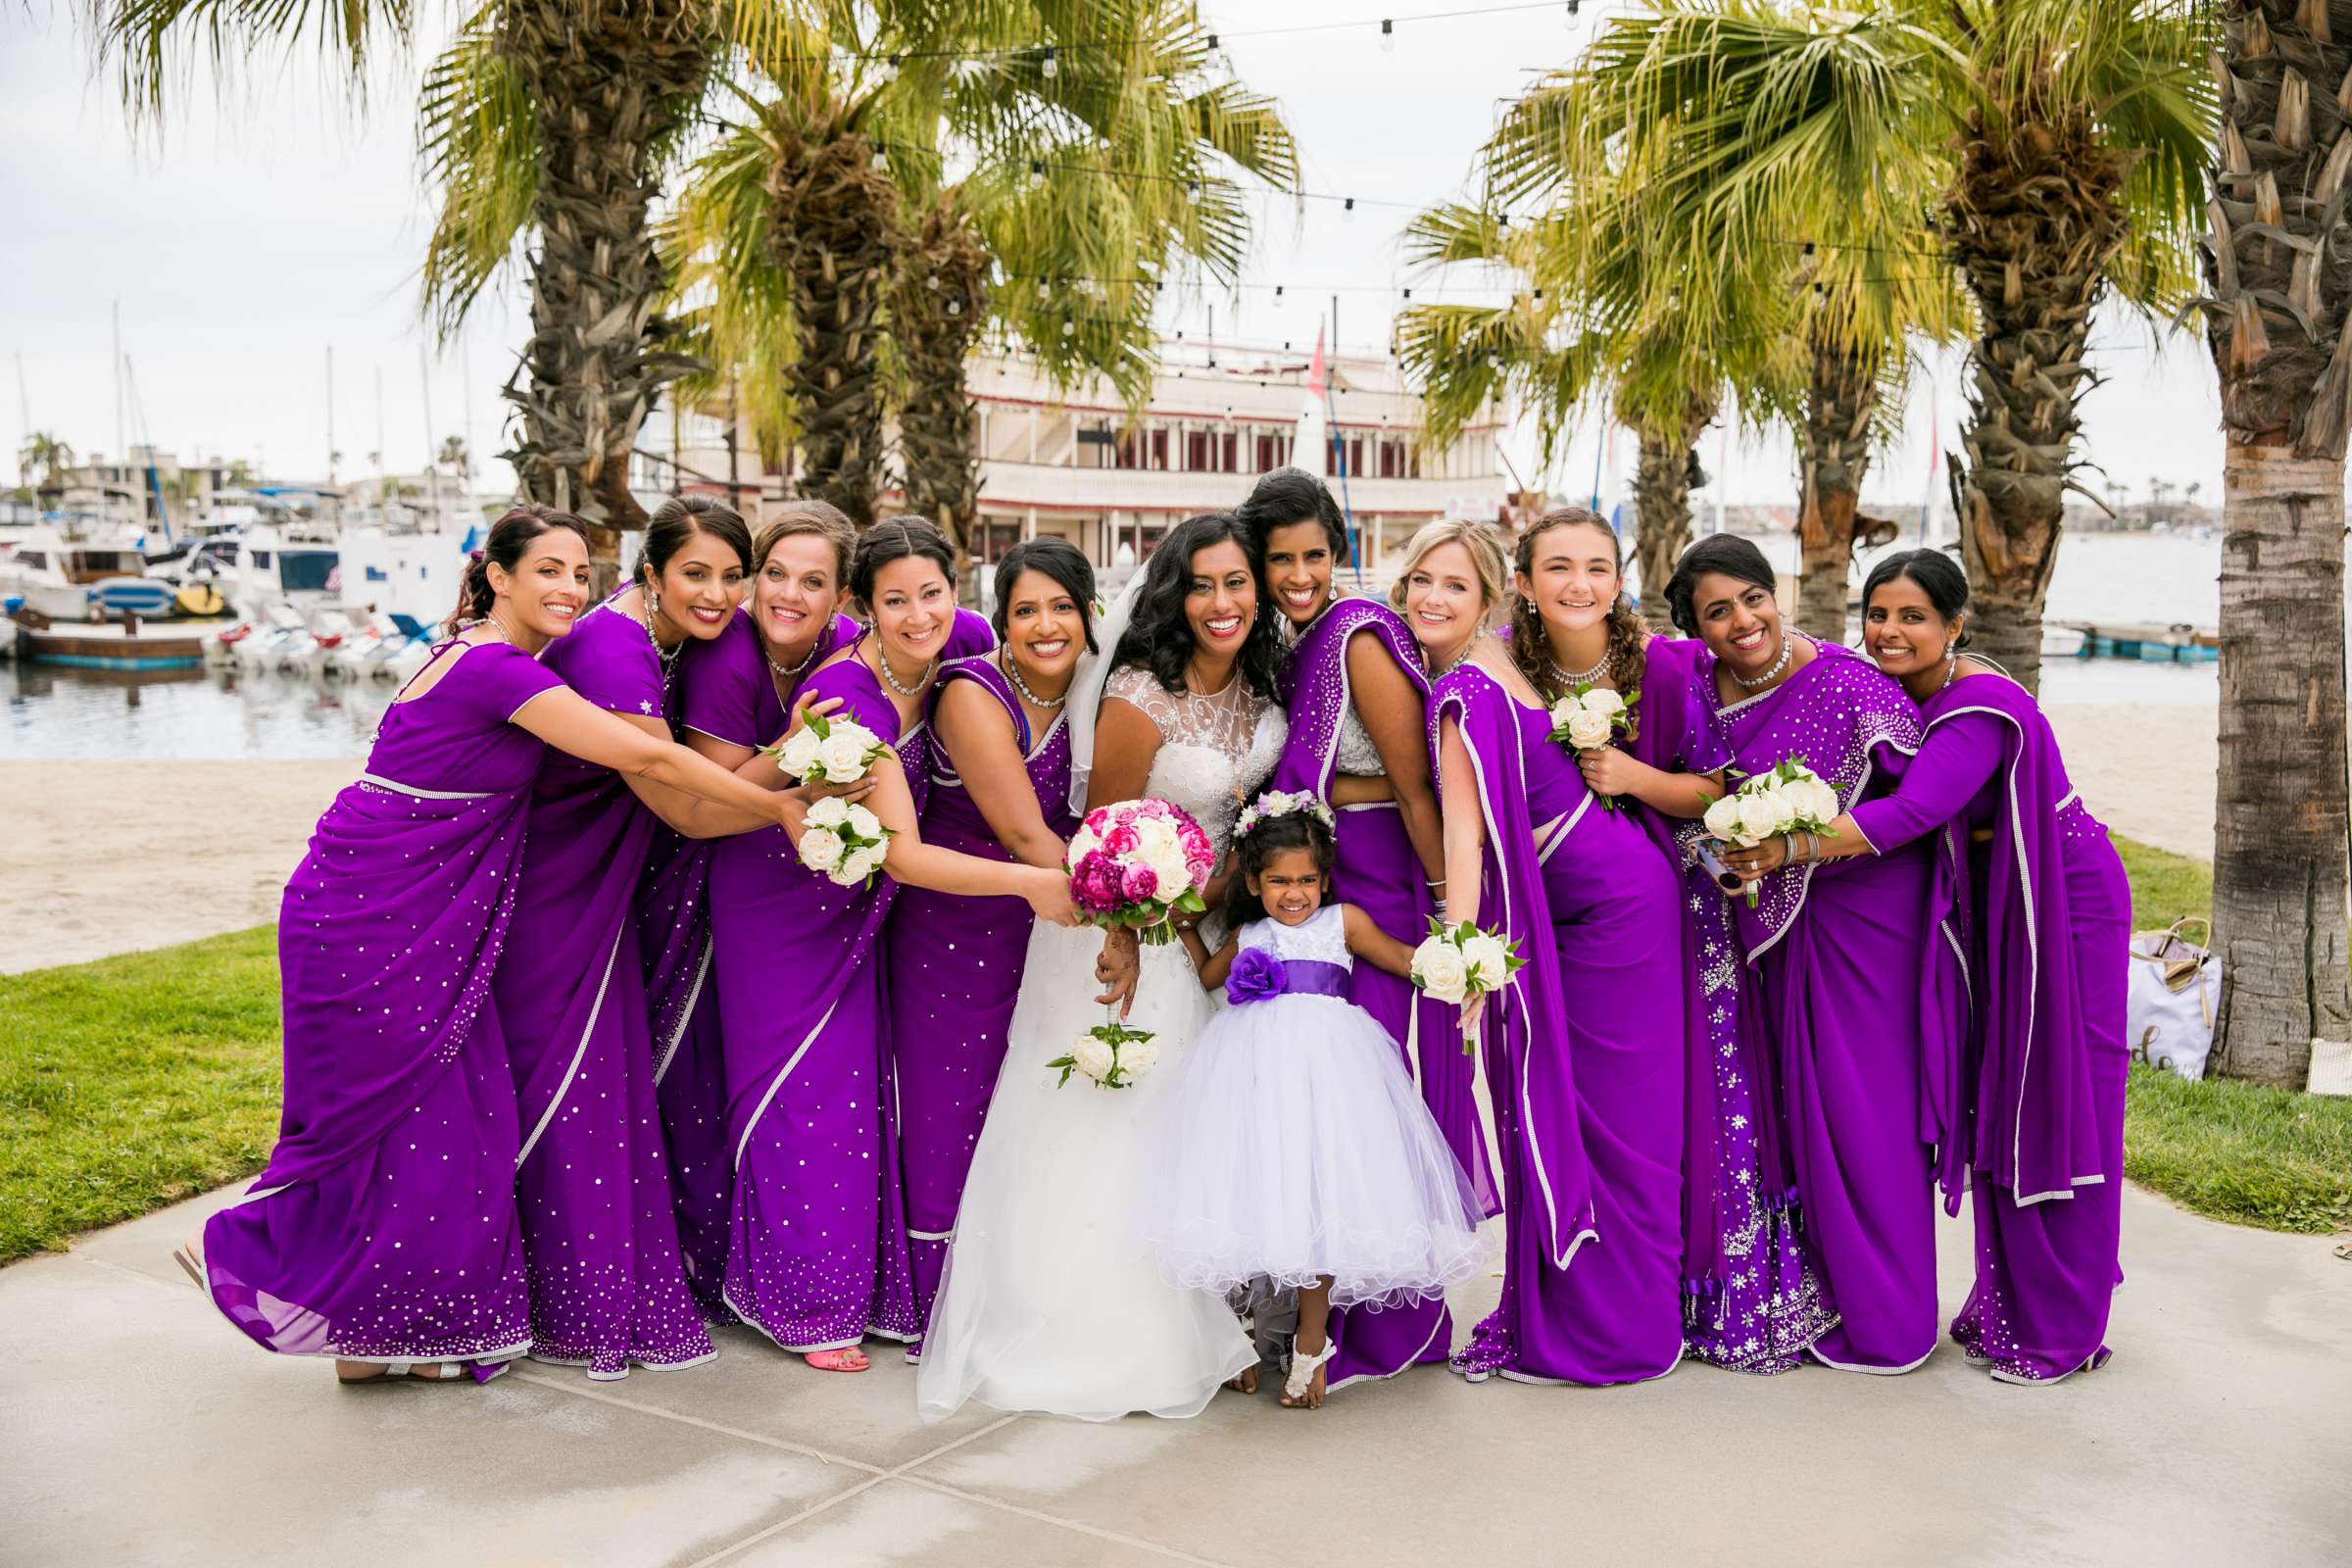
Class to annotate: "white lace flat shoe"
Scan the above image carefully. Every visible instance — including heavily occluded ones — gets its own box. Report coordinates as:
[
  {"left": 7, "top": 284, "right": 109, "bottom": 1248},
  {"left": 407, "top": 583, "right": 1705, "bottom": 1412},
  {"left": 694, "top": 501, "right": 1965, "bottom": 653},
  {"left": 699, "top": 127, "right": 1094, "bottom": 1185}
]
[{"left": 1282, "top": 1340, "right": 1339, "bottom": 1408}]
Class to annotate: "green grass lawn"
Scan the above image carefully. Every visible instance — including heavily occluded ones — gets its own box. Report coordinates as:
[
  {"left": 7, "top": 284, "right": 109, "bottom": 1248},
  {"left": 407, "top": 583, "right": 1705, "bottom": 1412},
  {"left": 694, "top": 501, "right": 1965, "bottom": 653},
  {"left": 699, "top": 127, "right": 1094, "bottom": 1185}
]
[
  {"left": 0, "top": 925, "right": 283, "bottom": 1265},
  {"left": 0, "top": 835, "right": 2342, "bottom": 1262}
]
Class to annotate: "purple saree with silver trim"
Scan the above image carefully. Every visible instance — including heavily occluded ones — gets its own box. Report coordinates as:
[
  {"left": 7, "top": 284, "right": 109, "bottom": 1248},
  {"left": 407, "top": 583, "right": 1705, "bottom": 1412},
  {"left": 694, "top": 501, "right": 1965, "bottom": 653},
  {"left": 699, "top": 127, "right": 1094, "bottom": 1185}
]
[{"left": 197, "top": 642, "right": 559, "bottom": 1367}]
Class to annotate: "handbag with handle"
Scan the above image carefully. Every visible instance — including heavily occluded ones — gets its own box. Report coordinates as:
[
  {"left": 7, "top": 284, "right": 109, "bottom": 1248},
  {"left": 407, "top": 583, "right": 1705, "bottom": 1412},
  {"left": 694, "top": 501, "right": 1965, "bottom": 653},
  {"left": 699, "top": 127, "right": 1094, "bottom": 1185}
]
[{"left": 2126, "top": 917, "right": 2217, "bottom": 1081}]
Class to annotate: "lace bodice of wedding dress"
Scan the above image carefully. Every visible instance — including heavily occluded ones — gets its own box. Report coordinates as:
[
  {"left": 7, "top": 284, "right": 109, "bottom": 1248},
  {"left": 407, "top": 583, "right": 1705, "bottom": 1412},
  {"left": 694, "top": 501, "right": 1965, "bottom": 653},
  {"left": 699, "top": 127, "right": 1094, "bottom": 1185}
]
[{"left": 1104, "top": 665, "right": 1288, "bottom": 856}]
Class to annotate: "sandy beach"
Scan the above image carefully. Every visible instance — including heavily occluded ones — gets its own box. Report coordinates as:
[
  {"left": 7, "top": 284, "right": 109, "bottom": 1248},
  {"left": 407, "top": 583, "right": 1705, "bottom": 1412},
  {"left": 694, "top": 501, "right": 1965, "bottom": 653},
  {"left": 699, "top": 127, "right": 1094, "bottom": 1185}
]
[
  {"left": 0, "top": 699, "right": 2213, "bottom": 975},
  {"left": 4, "top": 760, "right": 363, "bottom": 974}
]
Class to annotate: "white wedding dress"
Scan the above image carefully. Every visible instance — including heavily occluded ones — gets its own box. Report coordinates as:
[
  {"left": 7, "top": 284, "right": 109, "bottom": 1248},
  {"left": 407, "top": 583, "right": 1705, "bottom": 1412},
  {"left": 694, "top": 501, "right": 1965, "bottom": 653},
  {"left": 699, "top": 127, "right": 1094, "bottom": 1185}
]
[{"left": 915, "top": 665, "right": 1286, "bottom": 1422}]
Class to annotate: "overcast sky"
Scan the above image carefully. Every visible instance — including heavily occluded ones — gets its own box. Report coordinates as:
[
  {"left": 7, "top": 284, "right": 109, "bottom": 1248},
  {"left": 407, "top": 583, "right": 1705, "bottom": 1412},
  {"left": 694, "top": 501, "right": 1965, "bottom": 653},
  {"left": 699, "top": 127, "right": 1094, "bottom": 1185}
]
[{"left": 4, "top": 0, "right": 2230, "bottom": 511}]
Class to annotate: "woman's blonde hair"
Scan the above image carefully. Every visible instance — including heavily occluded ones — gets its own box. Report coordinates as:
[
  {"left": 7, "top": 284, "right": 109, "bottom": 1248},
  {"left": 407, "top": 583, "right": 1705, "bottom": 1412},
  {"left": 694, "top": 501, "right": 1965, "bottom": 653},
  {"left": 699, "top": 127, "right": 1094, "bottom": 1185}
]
[
  {"left": 751, "top": 500, "right": 858, "bottom": 589},
  {"left": 1387, "top": 517, "right": 1510, "bottom": 626}
]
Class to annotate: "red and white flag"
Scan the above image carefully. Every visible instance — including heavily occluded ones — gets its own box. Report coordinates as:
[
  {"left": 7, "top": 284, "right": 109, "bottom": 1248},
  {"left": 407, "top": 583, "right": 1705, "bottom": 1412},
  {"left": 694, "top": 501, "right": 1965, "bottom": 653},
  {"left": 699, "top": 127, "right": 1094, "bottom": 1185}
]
[{"left": 1290, "top": 327, "right": 1329, "bottom": 477}]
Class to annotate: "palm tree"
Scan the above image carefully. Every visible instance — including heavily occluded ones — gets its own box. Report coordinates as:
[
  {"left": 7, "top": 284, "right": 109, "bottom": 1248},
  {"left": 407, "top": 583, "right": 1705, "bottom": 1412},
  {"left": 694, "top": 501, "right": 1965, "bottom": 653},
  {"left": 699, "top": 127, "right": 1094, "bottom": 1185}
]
[
  {"left": 18, "top": 432, "right": 74, "bottom": 492},
  {"left": 2193, "top": 0, "right": 2352, "bottom": 1088},
  {"left": 95, "top": 0, "right": 719, "bottom": 568},
  {"left": 1395, "top": 201, "right": 1739, "bottom": 633},
  {"left": 1530, "top": 0, "right": 2207, "bottom": 680},
  {"left": 1532, "top": 5, "right": 1965, "bottom": 638},
  {"left": 669, "top": 2, "right": 1297, "bottom": 537}
]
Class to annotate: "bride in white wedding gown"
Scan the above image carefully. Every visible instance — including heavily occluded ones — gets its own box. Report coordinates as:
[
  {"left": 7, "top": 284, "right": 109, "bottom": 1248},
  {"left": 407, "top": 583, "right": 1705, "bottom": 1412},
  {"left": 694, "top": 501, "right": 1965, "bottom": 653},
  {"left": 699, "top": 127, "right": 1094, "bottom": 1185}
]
[{"left": 917, "top": 518, "right": 1286, "bottom": 1422}]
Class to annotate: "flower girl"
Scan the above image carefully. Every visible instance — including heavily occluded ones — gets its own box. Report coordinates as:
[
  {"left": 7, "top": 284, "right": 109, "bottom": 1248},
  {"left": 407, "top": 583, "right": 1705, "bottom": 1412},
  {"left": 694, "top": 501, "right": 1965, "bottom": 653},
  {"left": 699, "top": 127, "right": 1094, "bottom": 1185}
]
[{"left": 1150, "top": 796, "right": 1486, "bottom": 1408}]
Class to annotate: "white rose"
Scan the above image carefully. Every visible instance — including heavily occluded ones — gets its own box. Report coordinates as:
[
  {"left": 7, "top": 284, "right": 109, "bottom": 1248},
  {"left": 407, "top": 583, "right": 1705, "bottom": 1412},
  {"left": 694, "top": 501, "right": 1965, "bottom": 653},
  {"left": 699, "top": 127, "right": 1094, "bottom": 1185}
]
[
  {"left": 799, "top": 826, "right": 845, "bottom": 871},
  {"left": 1736, "top": 794, "right": 1781, "bottom": 845},
  {"left": 1413, "top": 939, "right": 1470, "bottom": 1004},
  {"left": 1548, "top": 698, "right": 1582, "bottom": 732},
  {"left": 1117, "top": 1034, "right": 1160, "bottom": 1079},
  {"left": 776, "top": 728, "right": 822, "bottom": 777},
  {"left": 845, "top": 804, "right": 883, "bottom": 841},
  {"left": 1067, "top": 823, "right": 1101, "bottom": 863},
  {"left": 1579, "top": 687, "right": 1626, "bottom": 720},
  {"left": 1702, "top": 796, "right": 1745, "bottom": 843},
  {"left": 1070, "top": 1033, "right": 1116, "bottom": 1083},
  {"left": 1460, "top": 932, "right": 1510, "bottom": 989},
  {"left": 1565, "top": 710, "right": 1613, "bottom": 750},
  {"left": 807, "top": 795, "right": 851, "bottom": 830},
  {"left": 1145, "top": 843, "right": 1193, "bottom": 897},
  {"left": 850, "top": 841, "right": 890, "bottom": 877},
  {"left": 815, "top": 730, "right": 871, "bottom": 782},
  {"left": 1131, "top": 816, "right": 1179, "bottom": 863},
  {"left": 1768, "top": 788, "right": 1799, "bottom": 832},
  {"left": 1802, "top": 779, "right": 1842, "bottom": 823}
]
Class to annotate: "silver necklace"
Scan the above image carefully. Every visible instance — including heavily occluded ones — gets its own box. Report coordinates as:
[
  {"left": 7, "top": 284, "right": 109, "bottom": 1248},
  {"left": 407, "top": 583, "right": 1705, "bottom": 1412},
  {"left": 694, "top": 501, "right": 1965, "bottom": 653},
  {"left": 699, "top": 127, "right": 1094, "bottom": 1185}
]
[
  {"left": 1547, "top": 644, "right": 1610, "bottom": 688},
  {"left": 1000, "top": 650, "right": 1067, "bottom": 710},
  {"left": 1730, "top": 630, "right": 1797, "bottom": 690},
  {"left": 639, "top": 592, "right": 684, "bottom": 687},
  {"left": 473, "top": 612, "right": 514, "bottom": 647},
  {"left": 765, "top": 631, "right": 822, "bottom": 689},
  {"left": 876, "top": 643, "right": 937, "bottom": 698},
  {"left": 1434, "top": 643, "right": 1477, "bottom": 680}
]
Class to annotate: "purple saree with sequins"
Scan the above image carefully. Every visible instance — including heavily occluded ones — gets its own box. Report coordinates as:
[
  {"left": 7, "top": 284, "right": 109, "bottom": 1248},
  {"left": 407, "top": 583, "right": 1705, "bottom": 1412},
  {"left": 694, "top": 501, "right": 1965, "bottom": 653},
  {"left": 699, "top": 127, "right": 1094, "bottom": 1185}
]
[
  {"left": 1271, "top": 597, "right": 1493, "bottom": 1391},
  {"left": 889, "top": 653, "right": 1074, "bottom": 1335},
  {"left": 1631, "top": 637, "right": 1833, "bottom": 1373},
  {"left": 1851, "top": 672, "right": 2128, "bottom": 1383},
  {"left": 1707, "top": 639, "right": 1951, "bottom": 1373},
  {"left": 197, "top": 642, "right": 560, "bottom": 1367},
  {"left": 492, "top": 602, "right": 713, "bottom": 1379},
  {"left": 644, "top": 608, "right": 858, "bottom": 1318},
  {"left": 1432, "top": 665, "right": 1687, "bottom": 1385}
]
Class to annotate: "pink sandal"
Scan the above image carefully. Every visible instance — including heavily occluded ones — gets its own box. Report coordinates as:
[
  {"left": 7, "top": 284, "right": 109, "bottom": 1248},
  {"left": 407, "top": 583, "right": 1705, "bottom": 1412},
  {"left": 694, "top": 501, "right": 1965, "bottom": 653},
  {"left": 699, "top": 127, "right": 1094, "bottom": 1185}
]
[{"left": 803, "top": 1347, "right": 869, "bottom": 1373}]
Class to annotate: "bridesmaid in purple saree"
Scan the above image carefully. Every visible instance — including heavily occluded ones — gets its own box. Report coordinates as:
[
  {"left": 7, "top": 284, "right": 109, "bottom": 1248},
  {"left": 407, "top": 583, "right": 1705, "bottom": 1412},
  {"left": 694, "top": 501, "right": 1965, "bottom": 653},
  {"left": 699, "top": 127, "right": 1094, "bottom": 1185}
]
[
  {"left": 1728, "top": 550, "right": 2127, "bottom": 1384},
  {"left": 1667, "top": 535, "right": 1954, "bottom": 1375},
  {"left": 888, "top": 539, "right": 1091, "bottom": 1342},
  {"left": 182, "top": 508, "right": 817, "bottom": 1385},
  {"left": 1544, "top": 512, "right": 1835, "bottom": 1372},
  {"left": 1242, "top": 471, "right": 1487, "bottom": 1393},
  {"left": 712, "top": 520, "right": 1071, "bottom": 1373},
  {"left": 493, "top": 497, "right": 767, "bottom": 1380},
  {"left": 653, "top": 502, "right": 860, "bottom": 1317},
  {"left": 1405, "top": 519, "right": 1688, "bottom": 1386}
]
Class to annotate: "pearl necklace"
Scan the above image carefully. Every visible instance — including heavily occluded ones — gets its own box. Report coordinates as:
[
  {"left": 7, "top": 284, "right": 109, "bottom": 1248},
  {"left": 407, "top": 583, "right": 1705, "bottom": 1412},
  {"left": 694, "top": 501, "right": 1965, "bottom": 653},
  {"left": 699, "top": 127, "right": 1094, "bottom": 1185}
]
[
  {"left": 1001, "top": 650, "right": 1068, "bottom": 710},
  {"left": 1547, "top": 645, "right": 1611, "bottom": 689},
  {"left": 1730, "top": 630, "right": 1797, "bottom": 690},
  {"left": 876, "top": 643, "right": 938, "bottom": 698}
]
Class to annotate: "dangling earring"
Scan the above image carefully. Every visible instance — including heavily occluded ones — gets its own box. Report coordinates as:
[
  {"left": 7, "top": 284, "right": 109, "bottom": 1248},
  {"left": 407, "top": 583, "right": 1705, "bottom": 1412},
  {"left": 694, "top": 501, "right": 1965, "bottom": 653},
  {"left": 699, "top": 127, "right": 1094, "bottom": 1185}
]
[
  {"left": 1941, "top": 642, "right": 1959, "bottom": 689},
  {"left": 649, "top": 586, "right": 662, "bottom": 623}
]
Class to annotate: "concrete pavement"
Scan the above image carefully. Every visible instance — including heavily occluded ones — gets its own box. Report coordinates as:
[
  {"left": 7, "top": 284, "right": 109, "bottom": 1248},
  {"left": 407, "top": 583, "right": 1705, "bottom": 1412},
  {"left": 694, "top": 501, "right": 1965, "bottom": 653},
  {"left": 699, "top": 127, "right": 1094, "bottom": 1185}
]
[{"left": 4, "top": 1182, "right": 2346, "bottom": 1567}]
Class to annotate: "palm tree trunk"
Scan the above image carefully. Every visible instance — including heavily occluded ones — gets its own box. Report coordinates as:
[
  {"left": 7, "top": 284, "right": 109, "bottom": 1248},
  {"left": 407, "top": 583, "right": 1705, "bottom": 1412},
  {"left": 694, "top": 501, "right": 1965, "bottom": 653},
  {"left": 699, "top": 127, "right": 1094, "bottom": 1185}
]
[
  {"left": 2201, "top": 1, "right": 2352, "bottom": 1087},
  {"left": 894, "top": 194, "right": 990, "bottom": 558},
  {"left": 1628, "top": 392, "right": 1718, "bottom": 634},
  {"left": 1942, "top": 107, "right": 2132, "bottom": 695},
  {"left": 500, "top": 0, "right": 708, "bottom": 576},
  {"left": 1795, "top": 336, "right": 1876, "bottom": 639},
  {"left": 768, "top": 122, "right": 904, "bottom": 528}
]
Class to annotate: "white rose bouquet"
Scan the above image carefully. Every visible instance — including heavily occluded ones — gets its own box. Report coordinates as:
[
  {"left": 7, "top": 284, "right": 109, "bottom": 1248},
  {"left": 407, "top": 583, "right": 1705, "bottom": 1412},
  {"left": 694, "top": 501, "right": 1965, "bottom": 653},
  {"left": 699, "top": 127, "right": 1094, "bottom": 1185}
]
[
  {"left": 1410, "top": 916, "right": 1527, "bottom": 1054},
  {"left": 1547, "top": 683, "right": 1634, "bottom": 810},
  {"left": 1046, "top": 1019, "right": 1159, "bottom": 1089},
  {"left": 800, "top": 794, "right": 894, "bottom": 889},
  {"left": 1697, "top": 758, "right": 1840, "bottom": 906},
  {"left": 764, "top": 710, "right": 888, "bottom": 785}
]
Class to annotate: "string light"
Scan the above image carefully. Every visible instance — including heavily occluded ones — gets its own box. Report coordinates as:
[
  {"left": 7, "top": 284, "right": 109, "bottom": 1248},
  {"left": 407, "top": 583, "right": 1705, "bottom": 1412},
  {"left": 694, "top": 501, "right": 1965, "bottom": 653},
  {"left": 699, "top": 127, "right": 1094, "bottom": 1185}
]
[
  {"left": 1041, "top": 45, "right": 1058, "bottom": 77},
  {"left": 1381, "top": 18, "right": 1396, "bottom": 51}
]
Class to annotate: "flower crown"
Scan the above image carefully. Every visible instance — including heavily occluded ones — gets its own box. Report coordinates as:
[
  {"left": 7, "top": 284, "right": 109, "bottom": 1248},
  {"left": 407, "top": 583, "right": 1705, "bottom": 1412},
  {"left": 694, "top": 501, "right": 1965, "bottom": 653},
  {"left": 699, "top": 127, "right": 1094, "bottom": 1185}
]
[{"left": 1234, "top": 789, "right": 1336, "bottom": 839}]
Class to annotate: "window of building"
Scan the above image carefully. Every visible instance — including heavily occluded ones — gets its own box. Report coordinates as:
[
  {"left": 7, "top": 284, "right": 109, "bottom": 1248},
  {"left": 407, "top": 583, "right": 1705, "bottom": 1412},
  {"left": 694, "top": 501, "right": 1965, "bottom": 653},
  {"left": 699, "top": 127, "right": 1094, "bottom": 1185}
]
[
  {"left": 1221, "top": 431, "right": 1239, "bottom": 472},
  {"left": 1187, "top": 430, "right": 1210, "bottom": 472},
  {"left": 978, "top": 520, "right": 1022, "bottom": 563},
  {"left": 1150, "top": 428, "right": 1169, "bottom": 470},
  {"left": 1254, "top": 431, "right": 1284, "bottom": 472}
]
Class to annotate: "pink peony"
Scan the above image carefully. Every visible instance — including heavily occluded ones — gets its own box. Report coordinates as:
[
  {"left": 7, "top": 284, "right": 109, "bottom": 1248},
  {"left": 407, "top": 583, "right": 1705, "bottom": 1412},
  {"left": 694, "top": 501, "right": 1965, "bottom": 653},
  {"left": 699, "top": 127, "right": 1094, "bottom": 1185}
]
[
  {"left": 1078, "top": 858, "right": 1125, "bottom": 909},
  {"left": 1104, "top": 821, "right": 1139, "bottom": 856},
  {"left": 1121, "top": 862, "right": 1161, "bottom": 903}
]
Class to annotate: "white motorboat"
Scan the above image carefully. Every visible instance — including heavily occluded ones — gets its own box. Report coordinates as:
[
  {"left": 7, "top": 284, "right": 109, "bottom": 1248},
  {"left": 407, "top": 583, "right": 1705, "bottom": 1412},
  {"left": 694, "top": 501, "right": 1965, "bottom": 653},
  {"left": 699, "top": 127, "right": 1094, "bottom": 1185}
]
[{"left": 0, "top": 521, "right": 175, "bottom": 621}]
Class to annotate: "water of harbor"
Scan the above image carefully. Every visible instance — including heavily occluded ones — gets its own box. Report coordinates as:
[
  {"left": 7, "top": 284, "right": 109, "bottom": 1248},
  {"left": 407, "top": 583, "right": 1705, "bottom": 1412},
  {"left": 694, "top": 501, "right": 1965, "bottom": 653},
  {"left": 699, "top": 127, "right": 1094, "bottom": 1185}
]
[{"left": 0, "top": 531, "right": 2223, "bottom": 762}]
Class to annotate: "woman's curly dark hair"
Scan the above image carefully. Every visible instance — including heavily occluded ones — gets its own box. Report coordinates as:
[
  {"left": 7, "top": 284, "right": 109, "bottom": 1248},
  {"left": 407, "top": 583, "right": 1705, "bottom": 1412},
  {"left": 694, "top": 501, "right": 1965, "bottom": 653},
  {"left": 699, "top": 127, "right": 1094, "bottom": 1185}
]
[{"left": 1111, "top": 512, "right": 1283, "bottom": 701}]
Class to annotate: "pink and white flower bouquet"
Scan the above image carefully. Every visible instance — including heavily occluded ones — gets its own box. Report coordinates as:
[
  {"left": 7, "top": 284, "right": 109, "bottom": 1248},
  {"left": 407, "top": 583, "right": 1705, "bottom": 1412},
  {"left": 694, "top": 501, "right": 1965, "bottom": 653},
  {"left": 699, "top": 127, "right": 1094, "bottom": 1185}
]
[{"left": 1064, "top": 797, "right": 1216, "bottom": 946}]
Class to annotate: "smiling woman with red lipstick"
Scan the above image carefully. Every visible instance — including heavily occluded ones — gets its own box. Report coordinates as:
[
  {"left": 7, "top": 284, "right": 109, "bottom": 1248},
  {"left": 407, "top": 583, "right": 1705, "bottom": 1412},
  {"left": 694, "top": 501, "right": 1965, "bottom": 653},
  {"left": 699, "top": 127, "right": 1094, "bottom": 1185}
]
[
  {"left": 489, "top": 494, "right": 763, "bottom": 1381},
  {"left": 642, "top": 501, "right": 862, "bottom": 1319},
  {"left": 1665, "top": 534, "right": 1956, "bottom": 1378}
]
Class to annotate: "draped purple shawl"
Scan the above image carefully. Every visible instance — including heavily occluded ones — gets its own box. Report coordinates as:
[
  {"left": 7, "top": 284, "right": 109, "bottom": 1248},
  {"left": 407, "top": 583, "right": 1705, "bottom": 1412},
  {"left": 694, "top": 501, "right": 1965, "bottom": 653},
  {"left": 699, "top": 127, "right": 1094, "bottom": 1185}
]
[
  {"left": 1271, "top": 596, "right": 1427, "bottom": 798},
  {"left": 1913, "top": 673, "right": 2104, "bottom": 1203},
  {"left": 1428, "top": 663, "right": 1597, "bottom": 1268}
]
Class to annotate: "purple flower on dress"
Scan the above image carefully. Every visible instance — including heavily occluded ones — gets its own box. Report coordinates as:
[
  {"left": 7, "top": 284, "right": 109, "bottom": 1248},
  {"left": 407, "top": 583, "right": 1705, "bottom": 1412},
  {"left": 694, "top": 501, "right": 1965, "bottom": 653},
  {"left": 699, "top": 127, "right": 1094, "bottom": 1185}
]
[{"left": 1225, "top": 947, "right": 1287, "bottom": 1005}]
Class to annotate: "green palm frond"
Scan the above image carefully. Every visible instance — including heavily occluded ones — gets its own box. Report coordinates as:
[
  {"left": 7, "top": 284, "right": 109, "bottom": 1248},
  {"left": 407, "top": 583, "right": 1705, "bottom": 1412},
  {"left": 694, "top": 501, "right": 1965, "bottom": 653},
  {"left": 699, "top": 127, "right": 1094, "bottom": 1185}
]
[
  {"left": 664, "top": 119, "right": 803, "bottom": 464},
  {"left": 88, "top": 0, "right": 418, "bottom": 122},
  {"left": 417, "top": 6, "right": 539, "bottom": 340}
]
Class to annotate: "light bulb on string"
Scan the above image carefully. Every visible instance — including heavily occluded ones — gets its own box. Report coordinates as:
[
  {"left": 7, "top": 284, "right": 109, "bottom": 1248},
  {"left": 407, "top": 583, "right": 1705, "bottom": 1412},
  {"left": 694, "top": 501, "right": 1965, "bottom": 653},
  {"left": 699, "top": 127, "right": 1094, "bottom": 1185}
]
[
  {"left": 926, "top": 270, "right": 940, "bottom": 290},
  {"left": 1062, "top": 314, "right": 1076, "bottom": 336},
  {"left": 1381, "top": 19, "right": 1396, "bottom": 52},
  {"left": 1030, "top": 160, "right": 1046, "bottom": 188},
  {"left": 947, "top": 298, "right": 962, "bottom": 317},
  {"left": 1041, "top": 46, "right": 1057, "bottom": 79},
  {"left": 871, "top": 146, "right": 889, "bottom": 172},
  {"left": 1187, "top": 177, "right": 1201, "bottom": 201},
  {"left": 1344, "top": 197, "right": 1356, "bottom": 220}
]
